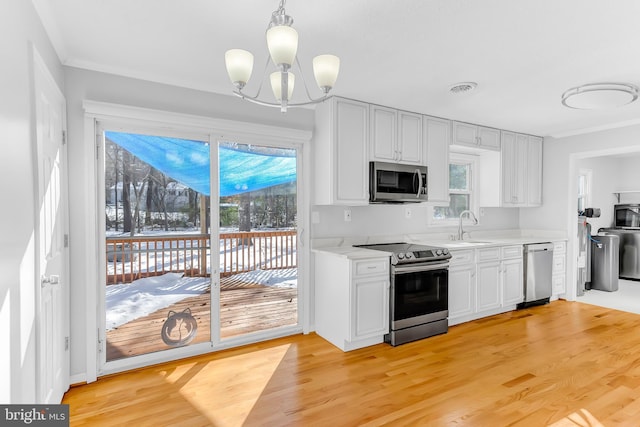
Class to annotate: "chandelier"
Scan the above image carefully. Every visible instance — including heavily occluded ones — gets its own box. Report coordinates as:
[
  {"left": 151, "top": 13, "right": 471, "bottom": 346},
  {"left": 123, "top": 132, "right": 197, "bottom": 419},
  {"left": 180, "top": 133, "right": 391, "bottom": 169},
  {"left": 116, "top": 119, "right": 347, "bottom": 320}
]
[{"left": 224, "top": 0, "right": 340, "bottom": 113}]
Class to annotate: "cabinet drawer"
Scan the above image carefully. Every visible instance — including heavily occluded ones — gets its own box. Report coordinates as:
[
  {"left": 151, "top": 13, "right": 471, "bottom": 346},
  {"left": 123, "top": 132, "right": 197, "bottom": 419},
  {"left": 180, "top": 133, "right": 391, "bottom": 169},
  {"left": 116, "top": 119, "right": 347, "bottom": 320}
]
[
  {"left": 477, "top": 247, "right": 500, "bottom": 262},
  {"left": 354, "top": 259, "right": 389, "bottom": 277},
  {"left": 552, "top": 255, "right": 566, "bottom": 274},
  {"left": 552, "top": 274, "right": 566, "bottom": 295},
  {"left": 553, "top": 241, "right": 566, "bottom": 254},
  {"left": 449, "top": 249, "right": 475, "bottom": 266},
  {"left": 501, "top": 245, "right": 522, "bottom": 260}
]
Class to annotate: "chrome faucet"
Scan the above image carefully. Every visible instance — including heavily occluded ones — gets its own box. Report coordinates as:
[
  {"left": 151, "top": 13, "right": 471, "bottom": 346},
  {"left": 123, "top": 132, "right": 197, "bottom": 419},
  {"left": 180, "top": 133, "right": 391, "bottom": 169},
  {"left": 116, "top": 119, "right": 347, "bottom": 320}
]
[{"left": 457, "top": 210, "right": 478, "bottom": 240}]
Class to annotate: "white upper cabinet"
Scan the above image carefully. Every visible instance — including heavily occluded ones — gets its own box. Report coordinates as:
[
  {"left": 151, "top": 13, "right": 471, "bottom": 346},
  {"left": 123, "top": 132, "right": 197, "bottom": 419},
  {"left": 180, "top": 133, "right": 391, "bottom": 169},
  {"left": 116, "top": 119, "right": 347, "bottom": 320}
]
[
  {"left": 370, "top": 105, "right": 396, "bottom": 162},
  {"left": 370, "top": 105, "right": 423, "bottom": 165},
  {"left": 501, "top": 131, "right": 542, "bottom": 207},
  {"left": 527, "top": 136, "right": 543, "bottom": 206},
  {"left": 397, "top": 111, "right": 423, "bottom": 164},
  {"left": 452, "top": 121, "right": 477, "bottom": 146},
  {"left": 478, "top": 126, "right": 501, "bottom": 150},
  {"left": 452, "top": 121, "right": 501, "bottom": 151},
  {"left": 314, "top": 97, "right": 370, "bottom": 205},
  {"left": 312, "top": 96, "right": 542, "bottom": 208},
  {"left": 501, "top": 131, "right": 526, "bottom": 206},
  {"left": 424, "top": 116, "right": 450, "bottom": 204}
]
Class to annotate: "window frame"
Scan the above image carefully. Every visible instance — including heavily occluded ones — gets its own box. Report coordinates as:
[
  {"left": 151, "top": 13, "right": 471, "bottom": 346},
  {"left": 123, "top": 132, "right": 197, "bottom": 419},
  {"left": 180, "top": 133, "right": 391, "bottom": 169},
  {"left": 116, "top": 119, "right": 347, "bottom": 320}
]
[
  {"left": 430, "top": 152, "right": 479, "bottom": 225},
  {"left": 577, "top": 168, "right": 592, "bottom": 214}
]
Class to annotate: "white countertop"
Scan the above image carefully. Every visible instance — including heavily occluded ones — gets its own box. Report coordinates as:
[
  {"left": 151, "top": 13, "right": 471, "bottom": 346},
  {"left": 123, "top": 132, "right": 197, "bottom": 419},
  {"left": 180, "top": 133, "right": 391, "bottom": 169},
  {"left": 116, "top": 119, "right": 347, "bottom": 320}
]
[
  {"left": 312, "top": 230, "right": 567, "bottom": 259},
  {"left": 311, "top": 245, "right": 391, "bottom": 260}
]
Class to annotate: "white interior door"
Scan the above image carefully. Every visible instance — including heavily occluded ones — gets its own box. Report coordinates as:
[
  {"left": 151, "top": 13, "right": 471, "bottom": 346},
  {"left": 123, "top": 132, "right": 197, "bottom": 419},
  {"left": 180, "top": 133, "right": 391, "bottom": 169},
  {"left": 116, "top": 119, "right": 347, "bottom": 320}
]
[{"left": 33, "top": 48, "right": 70, "bottom": 404}]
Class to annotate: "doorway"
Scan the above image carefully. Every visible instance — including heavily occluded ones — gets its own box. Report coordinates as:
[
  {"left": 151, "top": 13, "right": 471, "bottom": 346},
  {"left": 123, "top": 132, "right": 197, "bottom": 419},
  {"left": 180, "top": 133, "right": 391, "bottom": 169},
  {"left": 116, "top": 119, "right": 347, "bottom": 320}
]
[
  {"left": 33, "top": 48, "right": 70, "bottom": 403},
  {"left": 572, "top": 149, "right": 640, "bottom": 309}
]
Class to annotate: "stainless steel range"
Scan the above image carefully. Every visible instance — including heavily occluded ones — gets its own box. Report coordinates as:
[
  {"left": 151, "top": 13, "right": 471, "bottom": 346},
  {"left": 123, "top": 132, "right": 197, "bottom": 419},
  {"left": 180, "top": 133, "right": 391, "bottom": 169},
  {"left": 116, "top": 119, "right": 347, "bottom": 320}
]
[{"left": 354, "top": 242, "right": 451, "bottom": 346}]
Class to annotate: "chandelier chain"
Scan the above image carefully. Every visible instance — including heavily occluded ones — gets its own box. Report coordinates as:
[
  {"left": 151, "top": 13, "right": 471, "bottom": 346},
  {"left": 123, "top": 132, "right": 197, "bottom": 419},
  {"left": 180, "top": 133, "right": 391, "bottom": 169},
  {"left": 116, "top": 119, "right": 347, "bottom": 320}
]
[{"left": 273, "top": 0, "right": 287, "bottom": 17}]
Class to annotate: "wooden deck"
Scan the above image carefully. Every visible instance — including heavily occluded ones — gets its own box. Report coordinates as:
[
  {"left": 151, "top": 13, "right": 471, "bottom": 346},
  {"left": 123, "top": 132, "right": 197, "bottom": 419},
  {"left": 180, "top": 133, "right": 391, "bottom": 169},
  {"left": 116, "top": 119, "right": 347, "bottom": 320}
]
[{"left": 106, "top": 276, "right": 297, "bottom": 361}]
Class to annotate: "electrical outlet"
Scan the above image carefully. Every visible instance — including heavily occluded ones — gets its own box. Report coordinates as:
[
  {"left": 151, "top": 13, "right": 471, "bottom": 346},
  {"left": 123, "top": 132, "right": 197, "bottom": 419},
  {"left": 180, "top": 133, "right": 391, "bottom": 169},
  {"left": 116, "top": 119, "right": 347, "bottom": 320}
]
[
  {"left": 404, "top": 207, "right": 412, "bottom": 219},
  {"left": 479, "top": 208, "right": 485, "bottom": 217},
  {"left": 344, "top": 209, "right": 352, "bottom": 222}
]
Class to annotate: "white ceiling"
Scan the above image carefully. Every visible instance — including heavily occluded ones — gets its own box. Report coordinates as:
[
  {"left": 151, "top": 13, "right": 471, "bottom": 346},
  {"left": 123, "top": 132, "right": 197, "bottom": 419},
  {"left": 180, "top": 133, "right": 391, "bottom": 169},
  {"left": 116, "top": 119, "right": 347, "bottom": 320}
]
[{"left": 32, "top": 0, "right": 640, "bottom": 138}]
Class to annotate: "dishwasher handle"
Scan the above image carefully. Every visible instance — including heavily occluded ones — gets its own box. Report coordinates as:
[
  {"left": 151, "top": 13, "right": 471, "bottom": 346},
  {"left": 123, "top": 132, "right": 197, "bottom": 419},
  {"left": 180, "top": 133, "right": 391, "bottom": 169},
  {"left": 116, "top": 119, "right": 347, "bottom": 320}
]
[{"left": 524, "top": 242, "right": 554, "bottom": 253}]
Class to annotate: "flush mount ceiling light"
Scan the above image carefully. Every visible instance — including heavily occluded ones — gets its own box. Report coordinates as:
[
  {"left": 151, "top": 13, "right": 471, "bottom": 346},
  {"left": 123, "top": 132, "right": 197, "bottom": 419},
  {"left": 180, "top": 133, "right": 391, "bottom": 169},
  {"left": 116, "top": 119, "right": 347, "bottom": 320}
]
[
  {"left": 449, "top": 82, "right": 477, "bottom": 94},
  {"left": 224, "top": 0, "right": 340, "bottom": 113},
  {"left": 561, "top": 83, "right": 639, "bottom": 110}
]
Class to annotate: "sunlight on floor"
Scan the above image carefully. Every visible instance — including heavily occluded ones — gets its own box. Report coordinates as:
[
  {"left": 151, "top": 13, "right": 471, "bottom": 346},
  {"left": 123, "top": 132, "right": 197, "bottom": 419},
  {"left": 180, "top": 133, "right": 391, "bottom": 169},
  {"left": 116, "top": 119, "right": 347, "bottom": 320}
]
[
  {"left": 158, "top": 343, "right": 291, "bottom": 426},
  {"left": 548, "top": 408, "right": 604, "bottom": 427}
]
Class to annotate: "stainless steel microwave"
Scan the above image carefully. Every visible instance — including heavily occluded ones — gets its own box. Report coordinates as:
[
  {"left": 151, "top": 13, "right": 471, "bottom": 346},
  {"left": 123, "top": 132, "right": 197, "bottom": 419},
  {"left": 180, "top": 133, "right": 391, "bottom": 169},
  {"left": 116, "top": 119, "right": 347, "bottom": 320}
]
[
  {"left": 615, "top": 204, "right": 640, "bottom": 228},
  {"left": 369, "top": 161, "right": 428, "bottom": 203}
]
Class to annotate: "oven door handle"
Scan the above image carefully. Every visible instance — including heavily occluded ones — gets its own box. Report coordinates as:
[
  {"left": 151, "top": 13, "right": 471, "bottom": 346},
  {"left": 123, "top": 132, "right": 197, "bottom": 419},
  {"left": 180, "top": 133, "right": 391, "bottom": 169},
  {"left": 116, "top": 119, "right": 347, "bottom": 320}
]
[{"left": 392, "top": 262, "right": 449, "bottom": 274}]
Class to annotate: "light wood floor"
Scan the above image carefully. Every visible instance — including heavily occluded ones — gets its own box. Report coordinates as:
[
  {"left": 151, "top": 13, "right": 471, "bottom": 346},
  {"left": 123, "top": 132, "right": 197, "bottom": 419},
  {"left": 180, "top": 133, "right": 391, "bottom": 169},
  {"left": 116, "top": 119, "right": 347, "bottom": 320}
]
[{"left": 63, "top": 301, "right": 640, "bottom": 426}]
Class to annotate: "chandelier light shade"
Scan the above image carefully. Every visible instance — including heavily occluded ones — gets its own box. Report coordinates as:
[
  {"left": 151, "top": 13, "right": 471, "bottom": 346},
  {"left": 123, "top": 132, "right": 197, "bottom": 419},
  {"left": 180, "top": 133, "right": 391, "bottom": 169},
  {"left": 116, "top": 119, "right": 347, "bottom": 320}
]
[
  {"left": 266, "top": 25, "right": 298, "bottom": 67},
  {"left": 313, "top": 54, "right": 340, "bottom": 90},
  {"left": 561, "top": 82, "right": 639, "bottom": 110},
  {"left": 224, "top": 49, "right": 254, "bottom": 89},
  {"left": 270, "top": 71, "right": 295, "bottom": 101},
  {"left": 224, "top": 0, "right": 340, "bottom": 113}
]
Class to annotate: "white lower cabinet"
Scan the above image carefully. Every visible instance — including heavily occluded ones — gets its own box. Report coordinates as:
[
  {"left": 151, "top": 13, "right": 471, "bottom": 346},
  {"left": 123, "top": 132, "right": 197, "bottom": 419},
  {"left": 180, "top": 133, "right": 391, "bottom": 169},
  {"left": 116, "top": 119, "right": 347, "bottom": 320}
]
[
  {"left": 502, "top": 258, "right": 524, "bottom": 306},
  {"left": 552, "top": 241, "right": 567, "bottom": 295},
  {"left": 477, "top": 260, "right": 502, "bottom": 312},
  {"left": 353, "top": 277, "right": 389, "bottom": 338},
  {"left": 449, "top": 244, "right": 524, "bottom": 325},
  {"left": 501, "top": 245, "right": 524, "bottom": 306},
  {"left": 448, "top": 261, "right": 475, "bottom": 319},
  {"left": 314, "top": 253, "right": 390, "bottom": 351}
]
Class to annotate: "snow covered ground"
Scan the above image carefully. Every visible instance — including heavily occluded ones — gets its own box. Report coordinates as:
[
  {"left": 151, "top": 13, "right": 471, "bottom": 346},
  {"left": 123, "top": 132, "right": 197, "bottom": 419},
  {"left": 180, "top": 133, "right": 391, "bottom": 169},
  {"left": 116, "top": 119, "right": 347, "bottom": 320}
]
[{"left": 106, "top": 268, "right": 297, "bottom": 330}]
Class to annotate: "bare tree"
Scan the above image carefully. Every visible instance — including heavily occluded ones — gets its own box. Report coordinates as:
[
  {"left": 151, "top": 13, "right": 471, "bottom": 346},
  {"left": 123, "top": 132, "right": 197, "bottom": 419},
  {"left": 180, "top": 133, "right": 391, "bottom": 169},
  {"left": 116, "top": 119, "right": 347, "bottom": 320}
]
[{"left": 122, "top": 150, "right": 133, "bottom": 233}]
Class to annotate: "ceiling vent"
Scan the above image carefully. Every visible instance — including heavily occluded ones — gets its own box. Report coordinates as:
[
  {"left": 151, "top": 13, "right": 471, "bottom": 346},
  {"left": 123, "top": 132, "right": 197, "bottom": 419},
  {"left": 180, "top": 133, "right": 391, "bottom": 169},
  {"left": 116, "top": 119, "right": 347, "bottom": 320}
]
[{"left": 449, "top": 82, "right": 477, "bottom": 94}]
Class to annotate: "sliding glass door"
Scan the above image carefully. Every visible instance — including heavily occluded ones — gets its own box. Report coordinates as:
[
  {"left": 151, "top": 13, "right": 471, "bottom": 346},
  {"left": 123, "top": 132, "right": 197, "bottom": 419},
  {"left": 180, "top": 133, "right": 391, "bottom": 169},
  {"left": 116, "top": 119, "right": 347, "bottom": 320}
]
[
  {"left": 217, "top": 141, "right": 299, "bottom": 339},
  {"left": 101, "top": 130, "right": 212, "bottom": 362},
  {"left": 97, "top": 126, "right": 303, "bottom": 373}
]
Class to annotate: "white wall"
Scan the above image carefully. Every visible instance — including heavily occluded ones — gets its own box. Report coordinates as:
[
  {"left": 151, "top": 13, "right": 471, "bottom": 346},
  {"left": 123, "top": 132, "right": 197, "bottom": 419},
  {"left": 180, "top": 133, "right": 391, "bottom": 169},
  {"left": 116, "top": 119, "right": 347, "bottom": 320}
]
[
  {"left": 311, "top": 204, "right": 519, "bottom": 239},
  {"left": 63, "top": 67, "right": 314, "bottom": 380},
  {"left": 614, "top": 154, "right": 640, "bottom": 204},
  {"left": 520, "top": 125, "right": 640, "bottom": 300},
  {"left": 0, "top": 0, "right": 64, "bottom": 403}
]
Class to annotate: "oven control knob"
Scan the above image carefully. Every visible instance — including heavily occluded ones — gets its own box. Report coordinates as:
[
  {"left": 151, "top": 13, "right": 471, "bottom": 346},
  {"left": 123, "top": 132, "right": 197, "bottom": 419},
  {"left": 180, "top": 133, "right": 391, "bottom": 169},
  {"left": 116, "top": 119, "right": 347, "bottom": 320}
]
[
  {"left": 442, "top": 248, "right": 449, "bottom": 255},
  {"left": 397, "top": 253, "right": 405, "bottom": 260},
  {"left": 436, "top": 249, "right": 443, "bottom": 256},
  {"left": 405, "top": 252, "right": 413, "bottom": 260}
]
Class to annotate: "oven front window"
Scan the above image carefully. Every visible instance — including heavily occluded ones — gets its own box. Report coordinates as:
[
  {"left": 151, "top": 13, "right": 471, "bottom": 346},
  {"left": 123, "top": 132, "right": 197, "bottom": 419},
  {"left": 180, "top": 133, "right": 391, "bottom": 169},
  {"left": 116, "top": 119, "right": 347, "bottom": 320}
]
[{"left": 393, "top": 268, "right": 448, "bottom": 321}]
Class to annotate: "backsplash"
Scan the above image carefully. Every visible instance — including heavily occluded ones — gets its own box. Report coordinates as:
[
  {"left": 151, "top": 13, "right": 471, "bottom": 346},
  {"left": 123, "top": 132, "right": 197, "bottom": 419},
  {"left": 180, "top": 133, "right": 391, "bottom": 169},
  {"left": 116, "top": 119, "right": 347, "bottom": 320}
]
[{"left": 311, "top": 204, "right": 519, "bottom": 238}]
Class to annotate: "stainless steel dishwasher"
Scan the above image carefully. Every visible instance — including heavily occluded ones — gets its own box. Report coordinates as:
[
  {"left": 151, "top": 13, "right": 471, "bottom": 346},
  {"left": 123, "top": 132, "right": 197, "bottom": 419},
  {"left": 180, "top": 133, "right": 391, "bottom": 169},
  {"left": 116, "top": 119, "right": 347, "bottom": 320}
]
[{"left": 518, "top": 242, "right": 554, "bottom": 308}]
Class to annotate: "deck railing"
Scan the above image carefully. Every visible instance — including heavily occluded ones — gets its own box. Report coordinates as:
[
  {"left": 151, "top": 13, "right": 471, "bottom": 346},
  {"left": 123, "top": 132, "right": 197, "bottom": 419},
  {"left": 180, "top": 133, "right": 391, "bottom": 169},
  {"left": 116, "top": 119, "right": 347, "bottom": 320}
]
[{"left": 106, "top": 230, "right": 297, "bottom": 284}]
